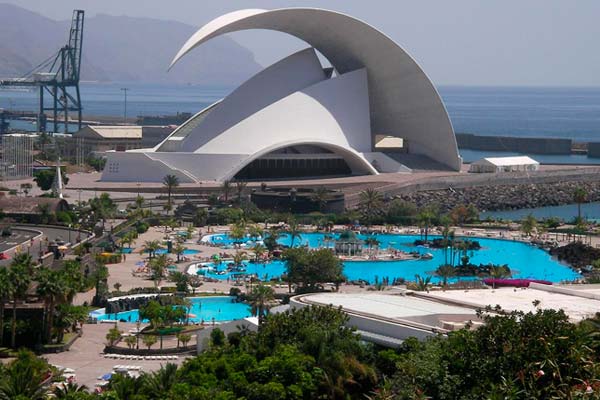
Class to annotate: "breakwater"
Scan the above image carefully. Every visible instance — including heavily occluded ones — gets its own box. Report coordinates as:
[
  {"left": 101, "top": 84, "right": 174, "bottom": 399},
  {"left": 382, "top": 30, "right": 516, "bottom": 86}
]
[
  {"left": 456, "top": 133, "right": 572, "bottom": 155},
  {"left": 394, "top": 180, "right": 600, "bottom": 212}
]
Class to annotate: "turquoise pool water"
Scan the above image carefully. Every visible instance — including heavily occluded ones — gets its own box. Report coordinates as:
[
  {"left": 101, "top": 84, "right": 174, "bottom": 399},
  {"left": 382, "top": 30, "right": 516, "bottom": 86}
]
[
  {"left": 203, "top": 232, "right": 580, "bottom": 283},
  {"left": 154, "top": 249, "right": 200, "bottom": 256},
  {"left": 91, "top": 296, "right": 251, "bottom": 323}
]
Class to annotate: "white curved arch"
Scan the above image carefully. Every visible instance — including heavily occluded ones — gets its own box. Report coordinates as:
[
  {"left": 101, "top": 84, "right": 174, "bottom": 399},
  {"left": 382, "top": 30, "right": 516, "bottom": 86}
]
[
  {"left": 220, "top": 139, "right": 379, "bottom": 181},
  {"left": 170, "top": 8, "right": 461, "bottom": 170}
]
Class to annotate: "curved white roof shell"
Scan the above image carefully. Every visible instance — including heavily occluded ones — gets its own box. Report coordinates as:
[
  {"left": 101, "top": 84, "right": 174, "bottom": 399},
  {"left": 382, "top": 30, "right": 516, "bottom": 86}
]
[
  {"left": 170, "top": 8, "right": 461, "bottom": 171},
  {"left": 101, "top": 8, "right": 460, "bottom": 183}
]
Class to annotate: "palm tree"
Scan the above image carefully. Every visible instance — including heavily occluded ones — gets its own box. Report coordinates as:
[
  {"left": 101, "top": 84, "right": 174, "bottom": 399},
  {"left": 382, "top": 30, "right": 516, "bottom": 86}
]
[
  {"left": 436, "top": 264, "right": 455, "bottom": 288},
  {"left": 311, "top": 187, "right": 330, "bottom": 212},
  {"left": 142, "top": 240, "right": 161, "bottom": 259},
  {"left": 232, "top": 251, "right": 247, "bottom": 267},
  {"left": 364, "top": 237, "right": 380, "bottom": 255},
  {"left": 573, "top": 187, "right": 588, "bottom": 221},
  {"left": 141, "top": 363, "right": 178, "bottom": 397},
  {"left": 162, "top": 174, "right": 180, "bottom": 213},
  {"left": 0, "top": 363, "right": 47, "bottom": 400},
  {"left": 252, "top": 244, "right": 267, "bottom": 262},
  {"left": 0, "top": 268, "right": 12, "bottom": 347},
  {"left": 173, "top": 243, "right": 186, "bottom": 263},
  {"left": 287, "top": 219, "right": 302, "bottom": 247},
  {"left": 413, "top": 274, "right": 432, "bottom": 291},
  {"left": 248, "top": 284, "right": 275, "bottom": 324},
  {"left": 235, "top": 180, "right": 248, "bottom": 203},
  {"left": 8, "top": 254, "right": 33, "bottom": 348},
  {"left": 417, "top": 210, "right": 435, "bottom": 242},
  {"left": 150, "top": 254, "right": 168, "bottom": 287},
  {"left": 489, "top": 264, "right": 511, "bottom": 289},
  {"left": 358, "top": 188, "right": 384, "bottom": 227},
  {"left": 221, "top": 180, "right": 232, "bottom": 202},
  {"left": 520, "top": 214, "right": 538, "bottom": 237},
  {"left": 52, "top": 382, "right": 89, "bottom": 399},
  {"left": 36, "top": 267, "right": 65, "bottom": 343}
]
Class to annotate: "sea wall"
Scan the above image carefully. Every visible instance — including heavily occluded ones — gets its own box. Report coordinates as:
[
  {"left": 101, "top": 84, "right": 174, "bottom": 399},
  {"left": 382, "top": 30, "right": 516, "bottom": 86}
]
[{"left": 456, "top": 133, "right": 572, "bottom": 155}]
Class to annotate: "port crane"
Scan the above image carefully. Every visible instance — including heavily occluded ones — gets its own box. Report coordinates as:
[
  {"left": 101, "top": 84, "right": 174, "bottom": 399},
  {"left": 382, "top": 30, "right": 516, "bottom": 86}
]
[{"left": 0, "top": 10, "right": 84, "bottom": 133}]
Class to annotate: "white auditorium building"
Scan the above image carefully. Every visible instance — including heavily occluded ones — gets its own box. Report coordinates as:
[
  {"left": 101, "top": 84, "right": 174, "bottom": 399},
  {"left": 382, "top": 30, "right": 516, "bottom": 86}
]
[{"left": 101, "top": 8, "right": 461, "bottom": 183}]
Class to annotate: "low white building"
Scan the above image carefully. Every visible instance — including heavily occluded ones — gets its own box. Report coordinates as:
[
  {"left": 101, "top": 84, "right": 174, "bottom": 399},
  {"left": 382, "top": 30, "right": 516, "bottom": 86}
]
[{"left": 469, "top": 156, "right": 540, "bottom": 173}]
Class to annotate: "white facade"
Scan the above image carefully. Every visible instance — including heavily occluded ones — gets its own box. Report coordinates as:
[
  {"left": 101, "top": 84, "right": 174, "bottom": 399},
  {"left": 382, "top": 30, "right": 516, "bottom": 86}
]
[
  {"left": 469, "top": 156, "right": 540, "bottom": 173},
  {"left": 102, "top": 8, "right": 461, "bottom": 183}
]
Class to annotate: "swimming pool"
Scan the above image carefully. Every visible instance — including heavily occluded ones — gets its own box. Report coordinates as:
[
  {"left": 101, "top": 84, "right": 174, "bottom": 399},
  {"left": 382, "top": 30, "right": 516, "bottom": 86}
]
[
  {"left": 202, "top": 232, "right": 580, "bottom": 283},
  {"left": 154, "top": 249, "right": 200, "bottom": 256},
  {"left": 90, "top": 296, "right": 251, "bottom": 323}
]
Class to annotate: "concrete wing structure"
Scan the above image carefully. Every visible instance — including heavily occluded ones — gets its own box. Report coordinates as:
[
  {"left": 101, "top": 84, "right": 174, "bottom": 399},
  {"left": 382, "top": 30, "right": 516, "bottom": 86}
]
[{"left": 101, "top": 8, "right": 460, "bottom": 183}]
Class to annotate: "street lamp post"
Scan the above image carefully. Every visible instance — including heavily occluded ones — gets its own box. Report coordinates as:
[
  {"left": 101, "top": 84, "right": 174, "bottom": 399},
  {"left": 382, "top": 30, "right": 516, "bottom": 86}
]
[{"left": 120, "top": 88, "right": 129, "bottom": 124}]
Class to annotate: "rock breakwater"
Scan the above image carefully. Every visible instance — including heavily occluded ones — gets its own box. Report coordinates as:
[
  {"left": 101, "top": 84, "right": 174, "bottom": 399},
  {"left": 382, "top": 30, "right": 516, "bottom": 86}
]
[{"left": 394, "top": 181, "right": 600, "bottom": 212}]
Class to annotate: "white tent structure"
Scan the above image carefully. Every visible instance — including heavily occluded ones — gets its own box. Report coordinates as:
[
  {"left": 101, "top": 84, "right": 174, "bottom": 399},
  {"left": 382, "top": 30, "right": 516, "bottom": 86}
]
[{"left": 469, "top": 156, "right": 540, "bottom": 173}]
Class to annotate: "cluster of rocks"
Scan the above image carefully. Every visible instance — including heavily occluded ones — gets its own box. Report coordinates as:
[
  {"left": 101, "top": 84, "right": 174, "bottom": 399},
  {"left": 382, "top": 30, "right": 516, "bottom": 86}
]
[
  {"left": 395, "top": 181, "right": 600, "bottom": 212},
  {"left": 549, "top": 241, "right": 600, "bottom": 269},
  {"left": 105, "top": 295, "right": 173, "bottom": 314}
]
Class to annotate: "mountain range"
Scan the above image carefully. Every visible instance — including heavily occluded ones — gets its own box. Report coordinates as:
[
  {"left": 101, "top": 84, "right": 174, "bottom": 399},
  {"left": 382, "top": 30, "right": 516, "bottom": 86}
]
[{"left": 0, "top": 3, "right": 262, "bottom": 85}]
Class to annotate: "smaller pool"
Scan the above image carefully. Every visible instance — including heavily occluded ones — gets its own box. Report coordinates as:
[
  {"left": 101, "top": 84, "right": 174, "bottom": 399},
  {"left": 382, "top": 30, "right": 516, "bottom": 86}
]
[
  {"left": 90, "top": 296, "right": 251, "bottom": 323},
  {"left": 154, "top": 249, "right": 201, "bottom": 256}
]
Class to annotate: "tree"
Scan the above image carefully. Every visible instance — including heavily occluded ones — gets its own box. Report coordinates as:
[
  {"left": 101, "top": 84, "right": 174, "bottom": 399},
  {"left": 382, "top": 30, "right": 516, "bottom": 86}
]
[
  {"left": 573, "top": 187, "right": 588, "bottom": 221},
  {"left": 52, "top": 382, "right": 90, "bottom": 399},
  {"left": 386, "top": 199, "right": 417, "bottom": 225},
  {"left": 358, "top": 188, "right": 384, "bottom": 227},
  {"left": 8, "top": 254, "right": 33, "bottom": 348},
  {"left": 412, "top": 274, "right": 432, "bottom": 291},
  {"left": 229, "top": 223, "right": 246, "bottom": 244},
  {"left": 88, "top": 193, "right": 116, "bottom": 229},
  {"left": 521, "top": 214, "right": 538, "bottom": 237},
  {"left": 232, "top": 251, "right": 247, "bottom": 267},
  {"left": 193, "top": 207, "right": 208, "bottom": 226},
  {"left": 149, "top": 254, "right": 168, "bottom": 287},
  {"left": 36, "top": 267, "right": 65, "bottom": 343},
  {"left": 252, "top": 244, "right": 267, "bottom": 262},
  {"left": 235, "top": 180, "right": 248, "bottom": 203},
  {"left": 141, "top": 363, "right": 178, "bottom": 397},
  {"left": 33, "top": 169, "right": 69, "bottom": 191},
  {"left": 435, "top": 264, "right": 455, "bottom": 288},
  {"left": 283, "top": 247, "right": 345, "bottom": 292},
  {"left": 417, "top": 209, "right": 436, "bottom": 242},
  {"left": 169, "top": 271, "right": 189, "bottom": 293},
  {"left": 0, "top": 268, "right": 12, "bottom": 347},
  {"left": 142, "top": 240, "right": 161, "bottom": 259},
  {"left": 311, "top": 187, "right": 330, "bottom": 212},
  {"left": 177, "top": 333, "right": 192, "bottom": 348},
  {"left": 106, "top": 325, "right": 122, "bottom": 346},
  {"left": 189, "top": 275, "right": 203, "bottom": 295},
  {"left": 143, "top": 334, "right": 157, "bottom": 350},
  {"left": 173, "top": 243, "right": 186, "bottom": 263},
  {"left": 287, "top": 218, "right": 302, "bottom": 247},
  {"left": 248, "top": 285, "right": 275, "bottom": 324},
  {"left": 124, "top": 335, "right": 137, "bottom": 349},
  {"left": 221, "top": 179, "right": 232, "bottom": 202},
  {"left": 162, "top": 174, "right": 180, "bottom": 213}
]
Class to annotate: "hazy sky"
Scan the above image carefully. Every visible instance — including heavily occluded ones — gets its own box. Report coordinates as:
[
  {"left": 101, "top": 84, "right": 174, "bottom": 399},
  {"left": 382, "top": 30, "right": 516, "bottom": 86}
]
[{"left": 6, "top": 0, "right": 600, "bottom": 87}]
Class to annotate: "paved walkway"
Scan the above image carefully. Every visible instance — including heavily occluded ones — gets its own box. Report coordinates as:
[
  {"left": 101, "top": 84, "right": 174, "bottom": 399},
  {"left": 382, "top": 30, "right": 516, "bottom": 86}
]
[{"left": 44, "top": 323, "right": 190, "bottom": 389}]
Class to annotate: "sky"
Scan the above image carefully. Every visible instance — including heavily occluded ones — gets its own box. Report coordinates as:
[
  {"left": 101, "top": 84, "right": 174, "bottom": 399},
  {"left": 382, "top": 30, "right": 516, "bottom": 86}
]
[{"left": 5, "top": 0, "right": 600, "bottom": 87}]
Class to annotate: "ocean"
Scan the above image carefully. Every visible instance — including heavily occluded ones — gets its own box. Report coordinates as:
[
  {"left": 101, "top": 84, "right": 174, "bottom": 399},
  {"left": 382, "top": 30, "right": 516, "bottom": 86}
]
[{"left": 1, "top": 83, "right": 600, "bottom": 163}]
